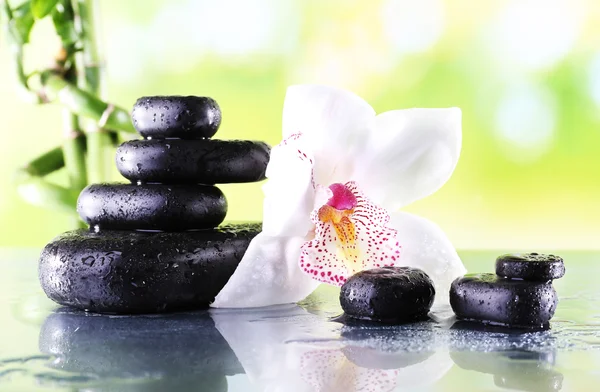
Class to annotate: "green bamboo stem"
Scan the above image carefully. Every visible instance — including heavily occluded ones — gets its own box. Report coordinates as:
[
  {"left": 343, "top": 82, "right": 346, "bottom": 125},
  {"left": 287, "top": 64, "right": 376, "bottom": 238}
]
[
  {"left": 15, "top": 177, "right": 78, "bottom": 215},
  {"left": 1, "top": 1, "right": 42, "bottom": 103},
  {"left": 74, "top": 0, "right": 113, "bottom": 183},
  {"left": 14, "top": 146, "right": 78, "bottom": 214},
  {"left": 41, "top": 72, "right": 135, "bottom": 133},
  {"left": 17, "top": 145, "right": 64, "bottom": 177},
  {"left": 61, "top": 109, "right": 87, "bottom": 191},
  {"left": 76, "top": 0, "right": 101, "bottom": 94},
  {"left": 62, "top": 115, "right": 87, "bottom": 228}
]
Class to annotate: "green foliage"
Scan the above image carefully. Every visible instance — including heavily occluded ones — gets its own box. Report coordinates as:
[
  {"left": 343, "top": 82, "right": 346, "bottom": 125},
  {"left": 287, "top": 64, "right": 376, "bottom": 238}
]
[
  {"left": 31, "top": 0, "right": 59, "bottom": 19},
  {"left": 0, "top": 0, "right": 133, "bottom": 221},
  {"left": 3, "top": 1, "right": 34, "bottom": 45},
  {"left": 52, "top": 0, "right": 77, "bottom": 46}
]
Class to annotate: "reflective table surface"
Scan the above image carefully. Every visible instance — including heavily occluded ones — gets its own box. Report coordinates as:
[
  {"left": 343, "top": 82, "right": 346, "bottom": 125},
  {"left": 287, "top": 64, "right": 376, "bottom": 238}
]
[{"left": 1, "top": 250, "right": 599, "bottom": 391}]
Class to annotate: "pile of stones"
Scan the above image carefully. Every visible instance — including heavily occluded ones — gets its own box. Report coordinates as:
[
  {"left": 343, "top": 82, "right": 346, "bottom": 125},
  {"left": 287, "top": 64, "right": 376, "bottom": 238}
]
[
  {"left": 39, "top": 96, "right": 269, "bottom": 314},
  {"left": 450, "top": 253, "right": 565, "bottom": 329}
]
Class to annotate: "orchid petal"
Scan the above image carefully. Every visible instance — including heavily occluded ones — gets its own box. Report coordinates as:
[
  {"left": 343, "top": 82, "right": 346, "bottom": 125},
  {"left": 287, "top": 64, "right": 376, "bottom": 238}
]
[
  {"left": 212, "top": 233, "right": 320, "bottom": 308},
  {"left": 354, "top": 108, "right": 462, "bottom": 210},
  {"left": 300, "top": 182, "right": 401, "bottom": 286},
  {"left": 388, "top": 211, "right": 466, "bottom": 306},
  {"left": 261, "top": 134, "right": 315, "bottom": 237},
  {"left": 282, "top": 85, "right": 376, "bottom": 185}
]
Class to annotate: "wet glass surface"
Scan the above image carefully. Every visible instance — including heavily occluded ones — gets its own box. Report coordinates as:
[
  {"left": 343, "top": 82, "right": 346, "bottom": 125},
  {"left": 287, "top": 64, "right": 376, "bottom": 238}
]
[{"left": 1, "top": 250, "right": 599, "bottom": 391}]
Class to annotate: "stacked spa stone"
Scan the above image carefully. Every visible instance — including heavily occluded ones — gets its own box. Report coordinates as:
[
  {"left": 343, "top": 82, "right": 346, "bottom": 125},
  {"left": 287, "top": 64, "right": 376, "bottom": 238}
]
[
  {"left": 450, "top": 253, "right": 565, "bottom": 329},
  {"left": 39, "top": 96, "right": 269, "bottom": 314}
]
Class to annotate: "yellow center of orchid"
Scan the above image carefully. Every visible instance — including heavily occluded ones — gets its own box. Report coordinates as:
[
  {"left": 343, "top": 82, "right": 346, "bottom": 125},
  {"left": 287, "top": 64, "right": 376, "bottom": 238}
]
[{"left": 300, "top": 181, "right": 401, "bottom": 286}]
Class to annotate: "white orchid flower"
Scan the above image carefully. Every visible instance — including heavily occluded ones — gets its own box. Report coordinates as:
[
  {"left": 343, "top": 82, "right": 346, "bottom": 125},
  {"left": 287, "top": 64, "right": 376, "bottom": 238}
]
[{"left": 212, "top": 85, "right": 466, "bottom": 308}]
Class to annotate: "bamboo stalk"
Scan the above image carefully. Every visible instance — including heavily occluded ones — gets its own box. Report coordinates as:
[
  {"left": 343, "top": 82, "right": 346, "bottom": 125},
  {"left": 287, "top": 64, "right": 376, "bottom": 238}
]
[
  {"left": 41, "top": 72, "right": 135, "bottom": 133},
  {"left": 15, "top": 177, "right": 79, "bottom": 215},
  {"left": 61, "top": 109, "right": 87, "bottom": 191},
  {"left": 18, "top": 146, "right": 65, "bottom": 177},
  {"left": 74, "top": 0, "right": 113, "bottom": 183},
  {"left": 62, "top": 113, "right": 87, "bottom": 228},
  {"left": 14, "top": 146, "right": 79, "bottom": 214}
]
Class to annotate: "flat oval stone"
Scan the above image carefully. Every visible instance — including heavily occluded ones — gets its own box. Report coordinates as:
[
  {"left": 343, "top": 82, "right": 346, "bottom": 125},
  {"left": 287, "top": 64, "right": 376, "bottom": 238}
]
[
  {"left": 38, "top": 224, "right": 261, "bottom": 314},
  {"left": 132, "top": 96, "right": 221, "bottom": 139},
  {"left": 450, "top": 273, "right": 558, "bottom": 329},
  {"left": 496, "top": 253, "right": 565, "bottom": 281},
  {"left": 116, "top": 139, "right": 270, "bottom": 184},
  {"left": 340, "top": 267, "right": 435, "bottom": 323},
  {"left": 77, "top": 183, "right": 227, "bottom": 231}
]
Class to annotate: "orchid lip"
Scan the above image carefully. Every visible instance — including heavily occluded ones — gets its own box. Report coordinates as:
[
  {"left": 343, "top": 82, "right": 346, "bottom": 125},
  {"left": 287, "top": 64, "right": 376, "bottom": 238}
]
[{"left": 326, "top": 183, "right": 357, "bottom": 211}]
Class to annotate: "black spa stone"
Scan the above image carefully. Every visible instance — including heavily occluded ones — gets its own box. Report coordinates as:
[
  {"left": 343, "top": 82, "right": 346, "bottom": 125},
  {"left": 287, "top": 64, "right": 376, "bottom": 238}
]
[
  {"left": 132, "top": 96, "right": 221, "bottom": 139},
  {"left": 38, "top": 224, "right": 261, "bottom": 314},
  {"left": 116, "top": 139, "right": 270, "bottom": 184},
  {"left": 450, "top": 273, "right": 558, "bottom": 329},
  {"left": 77, "top": 183, "right": 227, "bottom": 231},
  {"left": 496, "top": 253, "right": 565, "bottom": 281},
  {"left": 340, "top": 267, "right": 435, "bottom": 323}
]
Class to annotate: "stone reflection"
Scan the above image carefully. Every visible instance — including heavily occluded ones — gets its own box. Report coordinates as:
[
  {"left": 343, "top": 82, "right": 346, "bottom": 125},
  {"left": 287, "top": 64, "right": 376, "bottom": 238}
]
[
  {"left": 38, "top": 308, "right": 243, "bottom": 391},
  {"left": 212, "top": 305, "right": 453, "bottom": 391},
  {"left": 450, "top": 321, "right": 563, "bottom": 391}
]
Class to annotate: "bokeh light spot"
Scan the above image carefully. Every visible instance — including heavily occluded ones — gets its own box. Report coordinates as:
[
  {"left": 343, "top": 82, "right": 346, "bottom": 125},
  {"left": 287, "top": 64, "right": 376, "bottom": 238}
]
[
  {"left": 381, "top": 0, "right": 445, "bottom": 55},
  {"left": 490, "top": 0, "right": 584, "bottom": 70},
  {"left": 495, "top": 83, "right": 556, "bottom": 161}
]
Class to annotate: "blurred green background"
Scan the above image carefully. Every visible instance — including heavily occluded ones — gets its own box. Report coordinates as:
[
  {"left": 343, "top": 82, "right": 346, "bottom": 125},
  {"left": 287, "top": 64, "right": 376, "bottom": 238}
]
[{"left": 1, "top": 0, "right": 599, "bottom": 250}]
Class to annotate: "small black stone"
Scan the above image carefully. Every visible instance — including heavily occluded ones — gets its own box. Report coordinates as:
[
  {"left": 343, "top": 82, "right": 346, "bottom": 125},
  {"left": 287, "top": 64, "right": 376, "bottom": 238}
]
[
  {"left": 340, "top": 267, "right": 435, "bottom": 323},
  {"left": 116, "top": 139, "right": 270, "bottom": 184},
  {"left": 450, "top": 273, "right": 558, "bottom": 329},
  {"left": 496, "top": 253, "right": 565, "bottom": 281},
  {"left": 131, "top": 96, "right": 221, "bottom": 139},
  {"left": 77, "top": 183, "right": 227, "bottom": 231},
  {"left": 38, "top": 224, "right": 261, "bottom": 314}
]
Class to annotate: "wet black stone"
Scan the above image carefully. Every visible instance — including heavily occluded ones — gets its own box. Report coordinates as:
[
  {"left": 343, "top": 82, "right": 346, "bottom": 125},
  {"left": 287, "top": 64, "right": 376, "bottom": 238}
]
[
  {"left": 38, "top": 224, "right": 261, "bottom": 314},
  {"left": 496, "top": 253, "right": 565, "bottom": 281},
  {"left": 77, "top": 183, "right": 227, "bottom": 231},
  {"left": 116, "top": 139, "right": 270, "bottom": 184},
  {"left": 339, "top": 267, "right": 435, "bottom": 323},
  {"left": 132, "top": 96, "right": 221, "bottom": 139},
  {"left": 450, "top": 273, "right": 558, "bottom": 329}
]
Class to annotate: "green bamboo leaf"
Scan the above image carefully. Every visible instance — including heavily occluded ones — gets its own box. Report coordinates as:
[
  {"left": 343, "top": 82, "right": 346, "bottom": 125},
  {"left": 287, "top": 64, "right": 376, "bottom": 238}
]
[
  {"left": 31, "top": 0, "right": 59, "bottom": 19},
  {"left": 20, "top": 145, "right": 65, "bottom": 177},
  {"left": 51, "top": 0, "right": 78, "bottom": 45},
  {"left": 16, "top": 175, "right": 79, "bottom": 214},
  {"left": 6, "top": 2, "right": 35, "bottom": 45}
]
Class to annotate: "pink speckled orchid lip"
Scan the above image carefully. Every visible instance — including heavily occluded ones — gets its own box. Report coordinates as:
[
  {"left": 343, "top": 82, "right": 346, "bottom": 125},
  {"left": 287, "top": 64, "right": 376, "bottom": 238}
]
[
  {"left": 300, "top": 180, "right": 401, "bottom": 286},
  {"left": 211, "top": 84, "right": 465, "bottom": 309}
]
